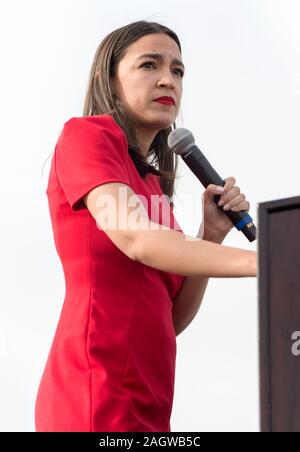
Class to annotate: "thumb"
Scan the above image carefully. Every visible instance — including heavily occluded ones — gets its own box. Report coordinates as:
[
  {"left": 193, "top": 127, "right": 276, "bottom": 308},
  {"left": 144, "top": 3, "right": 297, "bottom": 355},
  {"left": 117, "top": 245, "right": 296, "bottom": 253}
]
[{"left": 203, "top": 183, "right": 225, "bottom": 199}]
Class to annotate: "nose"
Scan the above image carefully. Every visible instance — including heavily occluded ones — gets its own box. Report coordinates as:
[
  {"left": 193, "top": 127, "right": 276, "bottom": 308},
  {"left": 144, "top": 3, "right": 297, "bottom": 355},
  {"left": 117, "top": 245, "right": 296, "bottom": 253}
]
[{"left": 157, "top": 74, "right": 175, "bottom": 89}]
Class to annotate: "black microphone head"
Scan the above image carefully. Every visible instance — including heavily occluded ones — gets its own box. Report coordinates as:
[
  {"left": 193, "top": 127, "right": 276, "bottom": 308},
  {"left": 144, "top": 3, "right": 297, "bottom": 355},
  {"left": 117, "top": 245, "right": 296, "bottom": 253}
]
[{"left": 167, "top": 128, "right": 195, "bottom": 155}]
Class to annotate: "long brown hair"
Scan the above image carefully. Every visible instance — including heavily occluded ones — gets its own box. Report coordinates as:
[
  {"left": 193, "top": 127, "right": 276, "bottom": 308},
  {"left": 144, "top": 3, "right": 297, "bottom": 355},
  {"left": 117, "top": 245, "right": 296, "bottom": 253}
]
[{"left": 43, "top": 20, "right": 184, "bottom": 205}]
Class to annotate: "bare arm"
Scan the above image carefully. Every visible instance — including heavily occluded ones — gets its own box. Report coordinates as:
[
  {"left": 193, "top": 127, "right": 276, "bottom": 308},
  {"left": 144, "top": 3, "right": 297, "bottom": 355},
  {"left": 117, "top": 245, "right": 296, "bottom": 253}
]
[
  {"left": 171, "top": 228, "right": 224, "bottom": 337},
  {"left": 135, "top": 225, "right": 256, "bottom": 278},
  {"left": 84, "top": 182, "right": 257, "bottom": 278}
]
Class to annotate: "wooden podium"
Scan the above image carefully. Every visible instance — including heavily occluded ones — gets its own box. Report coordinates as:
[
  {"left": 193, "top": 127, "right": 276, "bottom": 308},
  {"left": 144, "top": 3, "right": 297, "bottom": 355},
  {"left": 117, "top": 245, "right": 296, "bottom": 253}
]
[{"left": 258, "top": 195, "right": 300, "bottom": 432}]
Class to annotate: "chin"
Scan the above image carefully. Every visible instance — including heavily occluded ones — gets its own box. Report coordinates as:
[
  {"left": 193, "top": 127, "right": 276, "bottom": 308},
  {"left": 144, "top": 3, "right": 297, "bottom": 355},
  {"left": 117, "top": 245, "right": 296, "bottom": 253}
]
[{"left": 144, "top": 114, "right": 175, "bottom": 130}]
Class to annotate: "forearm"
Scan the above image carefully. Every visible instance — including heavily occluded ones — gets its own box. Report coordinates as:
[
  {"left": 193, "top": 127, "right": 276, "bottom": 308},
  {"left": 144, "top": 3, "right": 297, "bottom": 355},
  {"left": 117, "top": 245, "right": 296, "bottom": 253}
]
[
  {"left": 172, "top": 274, "right": 209, "bottom": 336},
  {"left": 172, "top": 228, "right": 225, "bottom": 336},
  {"left": 134, "top": 222, "right": 256, "bottom": 278}
]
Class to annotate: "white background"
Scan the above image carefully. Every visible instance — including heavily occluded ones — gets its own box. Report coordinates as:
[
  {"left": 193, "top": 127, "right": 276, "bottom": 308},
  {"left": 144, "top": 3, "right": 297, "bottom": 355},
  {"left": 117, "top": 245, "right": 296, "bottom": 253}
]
[{"left": 0, "top": 0, "right": 299, "bottom": 432}]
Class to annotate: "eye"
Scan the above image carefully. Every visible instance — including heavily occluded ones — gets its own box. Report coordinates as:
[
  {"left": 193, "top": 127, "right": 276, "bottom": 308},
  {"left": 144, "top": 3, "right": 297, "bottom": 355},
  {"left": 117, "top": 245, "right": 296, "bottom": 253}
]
[
  {"left": 141, "top": 62, "right": 184, "bottom": 78},
  {"left": 174, "top": 68, "right": 185, "bottom": 78}
]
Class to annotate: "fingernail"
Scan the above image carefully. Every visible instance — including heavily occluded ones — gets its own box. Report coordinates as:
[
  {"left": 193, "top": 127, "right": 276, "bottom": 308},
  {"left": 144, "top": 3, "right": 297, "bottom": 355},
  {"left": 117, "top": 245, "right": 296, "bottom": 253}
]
[
  {"left": 223, "top": 204, "right": 230, "bottom": 210},
  {"left": 216, "top": 186, "right": 225, "bottom": 192},
  {"left": 218, "top": 200, "right": 224, "bottom": 206}
]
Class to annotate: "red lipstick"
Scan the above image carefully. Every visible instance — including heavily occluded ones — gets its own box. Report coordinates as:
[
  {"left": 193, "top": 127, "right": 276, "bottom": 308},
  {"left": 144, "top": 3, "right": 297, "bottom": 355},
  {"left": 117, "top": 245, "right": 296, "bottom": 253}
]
[{"left": 153, "top": 96, "right": 175, "bottom": 106}]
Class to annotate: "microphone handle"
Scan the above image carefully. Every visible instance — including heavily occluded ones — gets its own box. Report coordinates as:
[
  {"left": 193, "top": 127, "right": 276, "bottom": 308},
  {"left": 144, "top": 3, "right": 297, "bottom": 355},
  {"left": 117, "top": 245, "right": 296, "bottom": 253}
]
[{"left": 181, "top": 145, "right": 256, "bottom": 242}]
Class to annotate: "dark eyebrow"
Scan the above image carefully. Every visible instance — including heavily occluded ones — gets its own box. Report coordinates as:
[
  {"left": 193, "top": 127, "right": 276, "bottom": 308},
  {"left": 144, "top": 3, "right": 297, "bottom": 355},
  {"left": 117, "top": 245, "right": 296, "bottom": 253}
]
[{"left": 136, "top": 53, "right": 185, "bottom": 70}]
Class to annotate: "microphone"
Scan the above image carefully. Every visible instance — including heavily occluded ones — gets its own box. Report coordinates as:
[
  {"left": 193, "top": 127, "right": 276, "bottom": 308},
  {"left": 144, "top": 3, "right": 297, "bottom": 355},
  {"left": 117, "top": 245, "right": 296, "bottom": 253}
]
[{"left": 167, "top": 128, "right": 256, "bottom": 242}]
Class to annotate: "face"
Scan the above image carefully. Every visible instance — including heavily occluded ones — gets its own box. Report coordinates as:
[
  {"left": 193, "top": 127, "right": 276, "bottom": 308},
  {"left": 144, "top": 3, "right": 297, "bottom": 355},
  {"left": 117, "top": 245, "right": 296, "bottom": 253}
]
[{"left": 111, "top": 33, "right": 184, "bottom": 154}]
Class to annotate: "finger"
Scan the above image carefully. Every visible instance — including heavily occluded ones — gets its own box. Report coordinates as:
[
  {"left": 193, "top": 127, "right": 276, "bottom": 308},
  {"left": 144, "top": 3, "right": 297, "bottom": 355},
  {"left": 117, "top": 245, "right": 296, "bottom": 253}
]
[
  {"left": 218, "top": 186, "right": 240, "bottom": 206},
  {"left": 203, "top": 183, "right": 225, "bottom": 197},
  {"left": 205, "top": 178, "right": 235, "bottom": 197},
  {"left": 230, "top": 201, "right": 250, "bottom": 212},
  {"left": 223, "top": 177, "right": 236, "bottom": 192},
  {"left": 222, "top": 192, "right": 245, "bottom": 209}
]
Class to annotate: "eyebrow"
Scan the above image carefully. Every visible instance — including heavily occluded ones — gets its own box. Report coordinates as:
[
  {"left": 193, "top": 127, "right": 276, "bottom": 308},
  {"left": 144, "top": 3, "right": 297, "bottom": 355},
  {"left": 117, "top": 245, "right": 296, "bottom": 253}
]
[{"left": 136, "top": 53, "right": 185, "bottom": 70}]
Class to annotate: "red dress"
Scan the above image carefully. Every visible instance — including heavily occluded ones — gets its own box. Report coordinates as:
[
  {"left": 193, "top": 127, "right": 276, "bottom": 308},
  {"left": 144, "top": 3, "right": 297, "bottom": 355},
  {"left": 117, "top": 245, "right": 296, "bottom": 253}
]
[{"left": 34, "top": 114, "right": 186, "bottom": 432}]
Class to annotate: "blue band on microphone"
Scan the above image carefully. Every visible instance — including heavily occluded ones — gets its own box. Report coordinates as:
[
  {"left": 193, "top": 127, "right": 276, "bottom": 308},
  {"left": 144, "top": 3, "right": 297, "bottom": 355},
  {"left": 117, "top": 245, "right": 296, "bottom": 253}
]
[{"left": 235, "top": 214, "right": 253, "bottom": 231}]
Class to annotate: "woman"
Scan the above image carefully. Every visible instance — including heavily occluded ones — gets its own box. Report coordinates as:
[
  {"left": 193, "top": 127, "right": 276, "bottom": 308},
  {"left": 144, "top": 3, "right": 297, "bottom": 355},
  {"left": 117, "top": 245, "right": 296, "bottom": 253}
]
[{"left": 35, "top": 20, "right": 256, "bottom": 432}]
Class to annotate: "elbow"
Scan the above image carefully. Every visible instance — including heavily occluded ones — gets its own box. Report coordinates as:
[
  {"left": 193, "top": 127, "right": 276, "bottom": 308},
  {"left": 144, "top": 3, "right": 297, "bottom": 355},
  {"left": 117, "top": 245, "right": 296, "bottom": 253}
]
[
  {"left": 121, "top": 235, "right": 140, "bottom": 262},
  {"left": 130, "top": 237, "right": 144, "bottom": 264},
  {"left": 128, "top": 228, "right": 149, "bottom": 264},
  {"left": 125, "top": 219, "right": 154, "bottom": 264},
  {"left": 125, "top": 231, "right": 146, "bottom": 263}
]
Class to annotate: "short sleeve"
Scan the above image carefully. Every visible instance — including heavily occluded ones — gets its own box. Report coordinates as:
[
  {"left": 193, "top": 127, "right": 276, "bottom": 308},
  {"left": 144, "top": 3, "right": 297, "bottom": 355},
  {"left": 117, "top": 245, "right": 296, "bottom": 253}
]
[{"left": 55, "top": 115, "right": 131, "bottom": 211}]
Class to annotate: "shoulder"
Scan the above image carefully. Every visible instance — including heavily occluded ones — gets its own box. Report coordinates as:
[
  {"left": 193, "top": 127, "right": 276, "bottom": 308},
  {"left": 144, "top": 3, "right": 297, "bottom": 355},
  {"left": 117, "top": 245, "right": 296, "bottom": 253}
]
[
  {"left": 62, "top": 114, "right": 125, "bottom": 141},
  {"left": 56, "top": 114, "right": 128, "bottom": 158}
]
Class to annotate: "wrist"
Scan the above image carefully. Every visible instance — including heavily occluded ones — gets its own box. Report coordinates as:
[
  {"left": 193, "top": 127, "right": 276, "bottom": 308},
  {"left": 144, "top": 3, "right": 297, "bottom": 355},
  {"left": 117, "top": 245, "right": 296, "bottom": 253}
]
[
  {"left": 196, "top": 222, "right": 226, "bottom": 244},
  {"left": 200, "top": 228, "right": 226, "bottom": 244},
  {"left": 203, "top": 234, "right": 225, "bottom": 244}
]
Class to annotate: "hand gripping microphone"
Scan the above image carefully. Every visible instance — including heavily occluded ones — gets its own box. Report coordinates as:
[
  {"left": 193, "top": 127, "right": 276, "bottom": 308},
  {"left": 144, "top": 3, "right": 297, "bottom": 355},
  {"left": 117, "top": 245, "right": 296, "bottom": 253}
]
[{"left": 167, "top": 128, "right": 256, "bottom": 242}]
